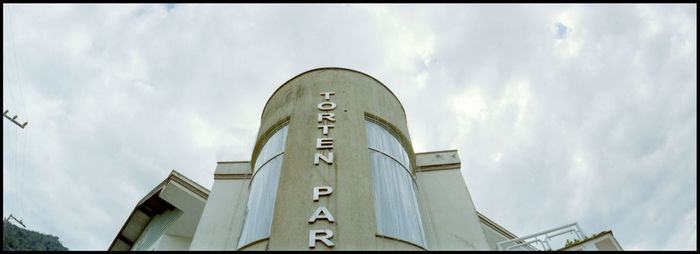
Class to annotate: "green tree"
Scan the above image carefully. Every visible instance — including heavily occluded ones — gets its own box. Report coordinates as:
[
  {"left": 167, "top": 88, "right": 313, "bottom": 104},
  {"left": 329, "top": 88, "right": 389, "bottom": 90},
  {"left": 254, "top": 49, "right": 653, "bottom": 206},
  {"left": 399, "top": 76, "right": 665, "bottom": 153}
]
[{"left": 3, "top": 218, "right": 69, "bottom": 251}]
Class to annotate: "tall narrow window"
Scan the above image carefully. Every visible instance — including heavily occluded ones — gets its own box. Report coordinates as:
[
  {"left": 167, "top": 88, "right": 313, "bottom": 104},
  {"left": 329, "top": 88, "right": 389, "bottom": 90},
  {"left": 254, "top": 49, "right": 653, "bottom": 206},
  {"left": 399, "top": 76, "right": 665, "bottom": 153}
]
[
  {"left": 237, "top": 123, "right": 289, "bottom": 249},
  {"left": 366, "top": 118, "right": 426, "bottom": 248}
]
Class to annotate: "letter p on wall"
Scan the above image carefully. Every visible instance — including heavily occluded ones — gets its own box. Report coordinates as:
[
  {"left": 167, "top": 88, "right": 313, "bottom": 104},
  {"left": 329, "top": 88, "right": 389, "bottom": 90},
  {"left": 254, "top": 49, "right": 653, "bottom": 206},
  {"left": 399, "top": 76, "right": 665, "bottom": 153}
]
[{"left": 313, "top": 186, "right": 333, "bottom": 201}]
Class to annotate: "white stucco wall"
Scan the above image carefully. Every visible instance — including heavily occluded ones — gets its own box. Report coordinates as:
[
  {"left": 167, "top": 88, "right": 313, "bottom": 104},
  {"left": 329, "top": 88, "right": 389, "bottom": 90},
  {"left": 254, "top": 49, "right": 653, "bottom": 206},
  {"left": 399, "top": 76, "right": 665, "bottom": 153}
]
[
  {"left": 481, "top": 222, "right": 510, "bottom": 250},
  {"left": 153, "top": 234, "right": 192, "bottom": 250},
  {"left": 131, "top": 209, "right": 183, "bottom": 250},
  {"left": 414, "top": 150, "right": 490, "bottom": 250},
  {"left": 190, "top": 162, "right": 251, "bottom": 250}
]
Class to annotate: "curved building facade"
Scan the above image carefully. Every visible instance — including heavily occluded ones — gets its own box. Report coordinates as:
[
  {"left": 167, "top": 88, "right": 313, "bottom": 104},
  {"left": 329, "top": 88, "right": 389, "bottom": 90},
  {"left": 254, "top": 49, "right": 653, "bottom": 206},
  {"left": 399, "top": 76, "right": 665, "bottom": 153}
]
[
  {"left": 242, "top": 68, "right": 427, "bottom": 250},
  {"left": 108, "top": 68, "right": 620, "bottom": 251}
]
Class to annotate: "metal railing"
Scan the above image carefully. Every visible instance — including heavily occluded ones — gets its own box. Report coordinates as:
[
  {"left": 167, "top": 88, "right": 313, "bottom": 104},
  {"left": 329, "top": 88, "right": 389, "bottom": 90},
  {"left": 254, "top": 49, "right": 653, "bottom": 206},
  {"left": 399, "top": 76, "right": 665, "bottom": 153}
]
[{"left": 496, "top": 222, "right": 585, "bottom": 251}]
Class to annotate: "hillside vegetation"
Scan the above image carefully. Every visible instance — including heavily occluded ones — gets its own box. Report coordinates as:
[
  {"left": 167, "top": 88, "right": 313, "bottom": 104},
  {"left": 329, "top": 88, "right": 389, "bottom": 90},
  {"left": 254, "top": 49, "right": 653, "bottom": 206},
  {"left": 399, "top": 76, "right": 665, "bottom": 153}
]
[{"left": 3, "top": 219, "right": 68, "bottom": 251}]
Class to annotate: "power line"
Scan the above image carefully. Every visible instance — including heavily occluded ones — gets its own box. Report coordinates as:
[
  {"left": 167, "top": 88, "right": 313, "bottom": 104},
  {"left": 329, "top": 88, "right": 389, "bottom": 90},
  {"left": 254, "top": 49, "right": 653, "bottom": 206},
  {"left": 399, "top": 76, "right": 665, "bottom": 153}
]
[
  {"left": 3, "top": 49, "right": 17, "bottom": 114},
  {"left": 3, "top": 4, "right": 29, "bottom": 221},
  {"left": 7, "top": 4, "right": 28, "bottom": 123}
]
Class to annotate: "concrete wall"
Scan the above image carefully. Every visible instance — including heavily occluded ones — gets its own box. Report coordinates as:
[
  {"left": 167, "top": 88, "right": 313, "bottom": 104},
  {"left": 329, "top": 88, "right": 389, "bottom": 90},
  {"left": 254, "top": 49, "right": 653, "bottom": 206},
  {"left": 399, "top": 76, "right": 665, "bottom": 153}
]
[
  {"left": 153, "top": 234, "right": 192, "bottom": 250},
  {"left": 131, "top": 209, "right": 183, "bottom": 250},
  {"left": 198, "top": 68, "right": 494, "bottom": 250},
  {"left": 190, "top": 162, "right": 252, "bottom": 250},
  {"left": 414, "top": 150, "right": 490, "bottom": 250},
  {"left": 247, "top": 68, "right": 417, "bottom": 250},
  {"left": 481, "top": 222, "right": 511, "bottom": 250},
  {"left": 158, "top": 181, "right": 207, "bottom": 239}
]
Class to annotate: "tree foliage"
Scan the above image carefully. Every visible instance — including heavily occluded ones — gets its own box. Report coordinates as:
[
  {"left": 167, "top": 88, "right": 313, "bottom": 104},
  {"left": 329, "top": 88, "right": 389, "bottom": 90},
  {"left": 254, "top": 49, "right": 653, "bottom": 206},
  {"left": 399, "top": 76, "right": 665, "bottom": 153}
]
[
  {"left": 564, "top": 232, "right": 600, "bottom": 248},
  {"left": 3, "top": 219, "right": 69, "bottom": 251}
]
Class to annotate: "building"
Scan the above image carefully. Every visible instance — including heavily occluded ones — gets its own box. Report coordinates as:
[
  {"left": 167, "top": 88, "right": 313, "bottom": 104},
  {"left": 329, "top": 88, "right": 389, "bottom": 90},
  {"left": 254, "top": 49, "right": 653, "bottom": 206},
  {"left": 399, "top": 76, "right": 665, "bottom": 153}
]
[{"left": 107, "top": 67, "right": 622, "bottom": 251}]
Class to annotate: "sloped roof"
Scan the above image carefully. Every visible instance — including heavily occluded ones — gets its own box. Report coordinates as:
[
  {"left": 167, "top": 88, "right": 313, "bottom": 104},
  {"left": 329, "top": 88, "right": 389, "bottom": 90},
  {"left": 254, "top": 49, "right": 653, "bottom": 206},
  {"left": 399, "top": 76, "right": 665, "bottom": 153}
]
[{"left": 107, "top": 170, "right": 210, "bottom": 251}]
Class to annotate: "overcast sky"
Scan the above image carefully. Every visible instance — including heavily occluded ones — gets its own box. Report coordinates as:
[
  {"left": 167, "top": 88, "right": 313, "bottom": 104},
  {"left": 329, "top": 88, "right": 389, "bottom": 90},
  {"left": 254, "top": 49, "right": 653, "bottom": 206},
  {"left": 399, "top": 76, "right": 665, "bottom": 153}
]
[{"left": 2, "top": 4, "right": 696, "bottom": 250}]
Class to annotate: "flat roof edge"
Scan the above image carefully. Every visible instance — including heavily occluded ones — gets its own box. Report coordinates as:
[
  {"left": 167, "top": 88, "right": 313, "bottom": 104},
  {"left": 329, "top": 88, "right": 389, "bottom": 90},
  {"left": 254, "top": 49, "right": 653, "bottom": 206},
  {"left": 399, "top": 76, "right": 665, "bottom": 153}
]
[
  {"left": 476, "top": 211, "right": 519, "bottom": 240},
  {"left": 217, "top": 160, "right": 251, "bottom": 164},
  {"left": 415, "top": 149, "right": 459, "bottom": 155}
]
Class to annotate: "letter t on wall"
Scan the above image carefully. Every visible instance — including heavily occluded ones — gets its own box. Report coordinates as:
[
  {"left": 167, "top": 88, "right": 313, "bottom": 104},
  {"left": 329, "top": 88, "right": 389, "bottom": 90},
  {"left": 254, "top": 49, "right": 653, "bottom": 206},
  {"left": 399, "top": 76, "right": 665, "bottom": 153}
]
[{"left": 320, "top": 92, "right": 335, "bottom": 101}]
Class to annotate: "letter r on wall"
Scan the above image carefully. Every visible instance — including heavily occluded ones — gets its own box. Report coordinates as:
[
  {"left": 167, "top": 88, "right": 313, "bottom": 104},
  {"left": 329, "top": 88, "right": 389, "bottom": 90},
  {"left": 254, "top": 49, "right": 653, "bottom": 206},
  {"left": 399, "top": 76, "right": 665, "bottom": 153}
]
[{"left": 309, "top": 230, "right": 335, "bottom": 248}]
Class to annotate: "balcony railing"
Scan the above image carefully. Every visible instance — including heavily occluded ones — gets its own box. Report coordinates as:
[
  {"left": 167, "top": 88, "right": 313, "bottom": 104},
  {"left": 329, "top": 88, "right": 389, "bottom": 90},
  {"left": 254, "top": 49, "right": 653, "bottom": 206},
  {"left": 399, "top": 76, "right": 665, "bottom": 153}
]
[{"left": 496, "top": 222, "right": 585, "bottom": 251}]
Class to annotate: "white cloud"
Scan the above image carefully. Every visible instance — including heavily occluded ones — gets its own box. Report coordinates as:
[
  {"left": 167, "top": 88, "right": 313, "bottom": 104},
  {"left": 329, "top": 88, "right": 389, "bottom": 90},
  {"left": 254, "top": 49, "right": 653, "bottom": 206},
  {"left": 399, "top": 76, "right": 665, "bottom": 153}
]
[
  {"left": 2, "top": 4, "right": 695, "bottom": 251},
  {"left": 664, "top": 208, "right": 697, "bottom": 250}
]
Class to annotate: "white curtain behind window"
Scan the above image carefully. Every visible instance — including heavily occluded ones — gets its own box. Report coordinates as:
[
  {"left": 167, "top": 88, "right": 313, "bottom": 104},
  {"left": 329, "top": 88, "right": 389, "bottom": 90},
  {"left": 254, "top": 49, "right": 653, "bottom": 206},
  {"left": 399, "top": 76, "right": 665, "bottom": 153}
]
[
  {"left": 366, "top": 119, "right": 426, "bottom": 248},
  {"left": 237, "top": 124, "right": 288, "bottom": 249}
]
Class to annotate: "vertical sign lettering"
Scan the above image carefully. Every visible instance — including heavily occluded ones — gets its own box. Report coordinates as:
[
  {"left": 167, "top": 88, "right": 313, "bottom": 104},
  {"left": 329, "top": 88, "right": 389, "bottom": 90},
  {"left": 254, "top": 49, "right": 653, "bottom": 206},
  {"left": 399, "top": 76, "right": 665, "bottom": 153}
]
[{"left": 309, "top": 92, "right": 336, "bottom": 248}]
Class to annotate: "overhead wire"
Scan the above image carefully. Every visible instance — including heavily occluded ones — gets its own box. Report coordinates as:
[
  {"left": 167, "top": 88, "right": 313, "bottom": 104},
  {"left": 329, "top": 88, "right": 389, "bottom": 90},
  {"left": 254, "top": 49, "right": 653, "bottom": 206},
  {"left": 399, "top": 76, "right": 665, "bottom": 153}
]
[
  {"left": 8, "top": 4, "right": 28, "bottom": 122},
  {"left": 4, "top": 4, "right": 29, "bottom": 221},
  {"left": 9, "top": 4, "right": 29, "bottom": 219},
  {"left": 3, "top": 5, "right": 19, "bottom": 220},
  {"left": 3, "top": 58, "right": 20, "bottom": 219}
]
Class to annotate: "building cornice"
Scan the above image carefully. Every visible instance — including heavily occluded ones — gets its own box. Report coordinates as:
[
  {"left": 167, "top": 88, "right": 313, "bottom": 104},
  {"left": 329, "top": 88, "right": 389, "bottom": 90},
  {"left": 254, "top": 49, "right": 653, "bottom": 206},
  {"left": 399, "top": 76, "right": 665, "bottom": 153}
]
[{"left": 214, "top": 173, "right": 253, "bottom": 180}]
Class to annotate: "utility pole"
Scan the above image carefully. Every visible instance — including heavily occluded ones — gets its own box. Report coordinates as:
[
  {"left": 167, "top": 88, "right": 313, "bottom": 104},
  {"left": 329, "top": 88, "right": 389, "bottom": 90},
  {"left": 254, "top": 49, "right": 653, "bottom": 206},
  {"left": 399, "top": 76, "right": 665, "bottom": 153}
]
[
  {"left": 3, "top": 109, "right": 28, "bottom": 129},
  {"left": 3, "top": 110, "right": 28, "bottom": 229},
  {"left": 5, "top": 214, "right": 26, "bottom": 228}
]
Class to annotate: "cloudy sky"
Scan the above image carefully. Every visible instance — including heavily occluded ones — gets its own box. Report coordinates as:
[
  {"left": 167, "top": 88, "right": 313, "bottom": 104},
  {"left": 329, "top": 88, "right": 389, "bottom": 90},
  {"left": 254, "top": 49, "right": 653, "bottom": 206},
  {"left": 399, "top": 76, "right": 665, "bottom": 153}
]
[{"left": 2, "top": 4, "right": 696, "bottom": 251}]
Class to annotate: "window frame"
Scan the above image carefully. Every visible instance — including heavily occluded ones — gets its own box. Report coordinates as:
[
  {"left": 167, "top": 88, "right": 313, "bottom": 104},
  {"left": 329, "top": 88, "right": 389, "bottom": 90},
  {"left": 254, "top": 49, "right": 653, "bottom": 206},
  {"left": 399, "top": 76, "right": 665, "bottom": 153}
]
[
  {"left": 236, "top": 121, "right": 289, "bottom": 249},
  {"left": 365, "top": 116, "right": 427, "bottom": 249}
]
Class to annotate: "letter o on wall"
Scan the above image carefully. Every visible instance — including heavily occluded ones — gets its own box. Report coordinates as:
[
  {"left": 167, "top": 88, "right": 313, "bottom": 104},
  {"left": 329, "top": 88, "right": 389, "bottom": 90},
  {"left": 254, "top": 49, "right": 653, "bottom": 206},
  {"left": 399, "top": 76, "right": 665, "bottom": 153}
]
[{"left": 317, "top": 102, "right": 337, "bottom": 111}]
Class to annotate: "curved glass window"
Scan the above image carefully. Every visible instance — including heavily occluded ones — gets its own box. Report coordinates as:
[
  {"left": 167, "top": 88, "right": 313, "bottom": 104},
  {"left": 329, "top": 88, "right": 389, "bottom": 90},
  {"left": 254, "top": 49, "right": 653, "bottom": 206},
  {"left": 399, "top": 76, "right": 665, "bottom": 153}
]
[
  {"left": 237, "top": 124, "right": 288, "bottom": 249},
  {"left": 366, "top": 118, "right": 426, "bottom": 248}
]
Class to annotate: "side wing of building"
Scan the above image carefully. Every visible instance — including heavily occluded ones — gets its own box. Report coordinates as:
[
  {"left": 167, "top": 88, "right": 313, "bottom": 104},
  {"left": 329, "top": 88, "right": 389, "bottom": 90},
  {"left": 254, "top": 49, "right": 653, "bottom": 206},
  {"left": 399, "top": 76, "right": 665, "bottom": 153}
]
[{"left": 107, "top": 170, "right": 209, "bottom": 251}]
